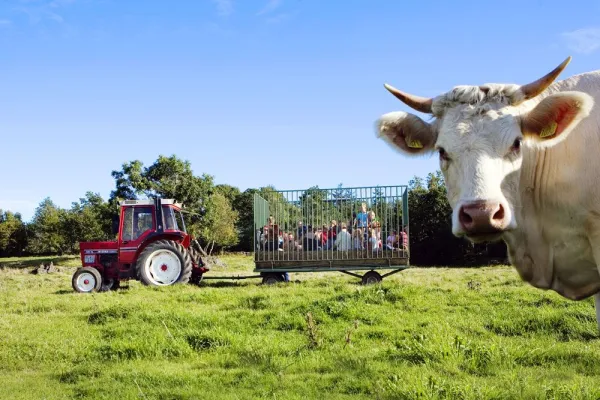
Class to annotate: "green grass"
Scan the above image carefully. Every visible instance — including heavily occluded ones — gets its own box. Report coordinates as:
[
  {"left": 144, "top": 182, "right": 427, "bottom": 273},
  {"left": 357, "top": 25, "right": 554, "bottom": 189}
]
[{"left": 1, "top": 254, "right": 599, "bottom": 399}]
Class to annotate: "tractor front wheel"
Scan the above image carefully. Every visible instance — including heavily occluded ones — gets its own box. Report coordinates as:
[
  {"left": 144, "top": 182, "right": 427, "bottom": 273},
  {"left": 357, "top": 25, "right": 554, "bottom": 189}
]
[
  {"left": 136, "top": 240, "right": 192, "bottom": 286},
  {"left": 72, "top": 267, "right": 103, "bottom": 293}
]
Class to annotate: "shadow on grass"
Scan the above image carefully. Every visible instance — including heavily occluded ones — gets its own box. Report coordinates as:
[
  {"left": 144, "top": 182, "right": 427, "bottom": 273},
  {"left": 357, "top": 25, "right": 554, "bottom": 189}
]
[
  {"left": 0, "top": 255, "right": 80, "bottom": 269},
  {"left": 54, "top": 289, "right": 74, "bottom": 295},
  {"left": 54, "top": 284, "right": 132, "bottom": 295},
  {"left": 198, "top": 281, "right": 256, "bottom": 288}
]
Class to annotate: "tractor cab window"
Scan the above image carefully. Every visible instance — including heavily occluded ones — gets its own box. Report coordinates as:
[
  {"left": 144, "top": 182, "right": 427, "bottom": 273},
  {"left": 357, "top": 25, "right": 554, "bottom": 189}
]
[
  {"left": 162, "top": 206, "right": 186, "bottom": 233},
  {"left": 121, "top": 206, "right": 154, "bottom": 241},
  {"left": 162, "top": 206, "right": 178, "bottom": 231},
  {"left": 175, "top": 210, "right": 186, "bottom": 233}
]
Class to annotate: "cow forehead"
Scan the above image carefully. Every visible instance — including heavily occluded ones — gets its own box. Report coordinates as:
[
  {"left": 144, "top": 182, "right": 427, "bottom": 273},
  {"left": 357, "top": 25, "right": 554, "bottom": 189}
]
[
  {"left": 430, "top": 83, "right": 522, "bottom": 116},
  {"left": 435, "top": 101, "right": 520, "bottom": 151}
]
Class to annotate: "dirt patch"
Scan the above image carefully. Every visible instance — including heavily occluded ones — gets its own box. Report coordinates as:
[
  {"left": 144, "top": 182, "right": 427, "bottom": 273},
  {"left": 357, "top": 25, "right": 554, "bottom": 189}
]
[{"left": 203, "top": 256, "right": 227, "bottom": 268}]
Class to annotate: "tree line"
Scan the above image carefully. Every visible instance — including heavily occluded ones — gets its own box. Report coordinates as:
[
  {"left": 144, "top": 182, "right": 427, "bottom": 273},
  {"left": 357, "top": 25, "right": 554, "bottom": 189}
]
[{"left": 0, "top": 155, "right": 507, "bottom": 265}]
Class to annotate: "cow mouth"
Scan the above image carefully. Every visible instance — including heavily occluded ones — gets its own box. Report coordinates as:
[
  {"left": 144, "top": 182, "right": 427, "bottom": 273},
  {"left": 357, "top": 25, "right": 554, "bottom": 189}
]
[{"left": 464, "top": 231, "right": 505, "bottom": 243}]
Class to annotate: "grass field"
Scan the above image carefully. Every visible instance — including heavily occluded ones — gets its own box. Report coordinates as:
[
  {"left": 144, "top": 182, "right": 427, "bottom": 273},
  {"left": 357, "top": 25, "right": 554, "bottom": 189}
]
[{"left": 1, "top": 254, "right": 600, "bottom": 399}]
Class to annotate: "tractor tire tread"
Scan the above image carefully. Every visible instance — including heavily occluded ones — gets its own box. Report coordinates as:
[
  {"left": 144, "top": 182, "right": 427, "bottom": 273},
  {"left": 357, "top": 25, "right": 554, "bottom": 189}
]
[{"left": 135, "top": 239, "right": 192, "bottom": 286}]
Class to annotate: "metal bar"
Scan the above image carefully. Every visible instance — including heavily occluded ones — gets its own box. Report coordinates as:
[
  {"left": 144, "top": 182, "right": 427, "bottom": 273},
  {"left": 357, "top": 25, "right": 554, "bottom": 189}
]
[
  {"left": 254, "top": 266, "right": 410, "bottom": 273},
  {"left": 201, "top": 275, "right": 263, "bottom": 280},
  {"left": 273, "top": 185, "right": 408, "bottom": 193},
  {"left": 381, "top": 268, "right": 407, "bottom": 279},
  {"left": 339, "top": 270, "right": 363, "bottom": 279}
]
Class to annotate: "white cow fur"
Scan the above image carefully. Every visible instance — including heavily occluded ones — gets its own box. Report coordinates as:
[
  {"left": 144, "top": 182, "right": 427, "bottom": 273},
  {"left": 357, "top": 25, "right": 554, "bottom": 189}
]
[{"left": 377, "top": 67, "right": 600, "bottom": 329}]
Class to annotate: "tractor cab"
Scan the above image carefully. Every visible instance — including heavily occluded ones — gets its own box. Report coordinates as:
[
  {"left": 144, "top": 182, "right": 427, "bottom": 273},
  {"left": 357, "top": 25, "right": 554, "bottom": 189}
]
[
  {"left": 116, "top": 199, "right": 190, "bottom": 265},
  {"left": 73, "top": 197, "right": 206, "bottom": 293}
]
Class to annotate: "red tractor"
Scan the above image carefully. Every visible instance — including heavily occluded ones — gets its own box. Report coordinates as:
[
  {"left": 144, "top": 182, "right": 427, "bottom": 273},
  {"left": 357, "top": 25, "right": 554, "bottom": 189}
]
[{"left": 71, "top": 198, "right": 209, "bottom": 293}]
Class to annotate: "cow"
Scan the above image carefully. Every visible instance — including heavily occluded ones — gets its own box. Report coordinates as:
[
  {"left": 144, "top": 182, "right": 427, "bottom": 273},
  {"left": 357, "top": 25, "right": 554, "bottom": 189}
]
[{"left": 375, "top": 56, "right": 600, "bottom": 330}]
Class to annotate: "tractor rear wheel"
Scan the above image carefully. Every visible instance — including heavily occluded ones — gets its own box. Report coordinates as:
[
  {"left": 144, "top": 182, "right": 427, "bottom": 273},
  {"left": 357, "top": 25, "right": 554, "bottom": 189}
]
[
  {"left": 136, "top": 240, "right": 192, "bottom": 286},
  {"left": 72, "top": 267, "right": 103, "bottom": 293},
  {"left": 101, "top": 277, "right": 120, "bottom": 291}
]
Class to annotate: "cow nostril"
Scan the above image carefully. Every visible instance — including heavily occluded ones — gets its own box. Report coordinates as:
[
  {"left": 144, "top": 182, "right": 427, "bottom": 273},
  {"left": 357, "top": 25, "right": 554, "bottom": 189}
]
[
  {"left": 459, "top": 206, "right": 473, "bottom": 226},
  {"left": 492, "top": 203, "right": 505, "bottom": 221}
]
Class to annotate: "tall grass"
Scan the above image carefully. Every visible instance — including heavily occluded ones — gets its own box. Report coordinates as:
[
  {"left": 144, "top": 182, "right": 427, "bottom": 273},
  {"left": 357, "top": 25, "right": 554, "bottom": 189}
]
[{"left": 0, "top": 255, "right": 599, "bottom": 399}]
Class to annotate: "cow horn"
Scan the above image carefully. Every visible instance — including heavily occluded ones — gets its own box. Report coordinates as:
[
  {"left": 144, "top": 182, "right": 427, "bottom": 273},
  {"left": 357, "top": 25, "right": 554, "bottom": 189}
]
[
  {"left": 518, "top": 56, "right": 572, "bottom": 101},
  {"left": 383, "top": 83, "right": 433, "bottom": 114}
]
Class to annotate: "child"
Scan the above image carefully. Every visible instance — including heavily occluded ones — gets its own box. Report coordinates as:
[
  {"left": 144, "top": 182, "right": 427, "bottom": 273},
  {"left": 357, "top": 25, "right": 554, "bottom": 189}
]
[{"left": 353, "top": 228, "right": 364, "bottom": 250}]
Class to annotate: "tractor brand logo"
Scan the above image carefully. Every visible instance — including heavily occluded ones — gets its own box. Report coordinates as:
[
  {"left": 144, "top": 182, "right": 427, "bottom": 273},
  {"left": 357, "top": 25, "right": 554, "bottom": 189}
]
[{"left": 84, "top": 249, "right": 118, "bottom": 254}]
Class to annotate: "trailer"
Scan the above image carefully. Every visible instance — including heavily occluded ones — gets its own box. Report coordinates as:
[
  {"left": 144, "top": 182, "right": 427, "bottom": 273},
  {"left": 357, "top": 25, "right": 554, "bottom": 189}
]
[{"left": 250, "top": 184, "right": 410, "bottom": 285}]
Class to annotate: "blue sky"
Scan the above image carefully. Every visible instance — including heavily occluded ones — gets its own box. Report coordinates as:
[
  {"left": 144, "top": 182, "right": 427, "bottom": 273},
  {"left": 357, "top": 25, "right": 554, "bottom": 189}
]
[{"left": 1, "top": 0, "right": 600, "bottom": 222}]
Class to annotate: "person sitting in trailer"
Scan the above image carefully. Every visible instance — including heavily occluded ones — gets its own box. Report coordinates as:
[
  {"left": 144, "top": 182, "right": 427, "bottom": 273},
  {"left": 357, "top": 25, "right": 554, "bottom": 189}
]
[
  {"left": 352, "top": 228, "right": 364, "bottom": 250},
  {"left": 368, "top": 228, "right": 380, "bottom": 252},
  {"left": 368, "top": 210, "right": 379, "bottom": 227},
  {"left": 296, "top": 220, "right": 307, "bottom": 240},
  {"left": 368, "top": 211, "right": 382, "bottom": 242},
  {"left": 263, "top": 216, "right": 283, "bottom": 252},
  {"left": 400, "top": 229, "right": 409, "bottom": 253},
  {"left": 386, "top": 230, "right": 397, "bottom": 250},
  {"left": 334, "top": 222, "right": 352, "bottom": 250},
  {"left": 314, "top": 229, "right": 324, "bottom": 249},
  {"left": 284, "top": 232, "right": 302, "bottom": 251},
  {"left": 302, "top": 226, "right": 321, "bottom": 251},
  {"left": 326, "top": 220, "right": 337, "bottom": 250},
  {"left": 320, "top": 225, "right": 329, "bottom": 248}
]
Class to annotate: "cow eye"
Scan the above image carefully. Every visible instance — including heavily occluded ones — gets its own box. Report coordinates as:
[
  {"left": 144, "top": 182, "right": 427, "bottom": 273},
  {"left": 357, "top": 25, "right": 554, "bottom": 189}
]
[
  {"left": 511, "top": 138, "right": 522, "bottom": 152},
  {"left": 438, "top": 147, "right": 450, "bottom": 161}
]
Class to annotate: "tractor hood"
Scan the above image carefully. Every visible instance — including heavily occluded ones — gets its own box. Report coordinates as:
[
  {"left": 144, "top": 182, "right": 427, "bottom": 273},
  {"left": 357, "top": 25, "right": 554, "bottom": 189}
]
[{"left": 79, "top": 241, "right": 118, "bottom": 254}]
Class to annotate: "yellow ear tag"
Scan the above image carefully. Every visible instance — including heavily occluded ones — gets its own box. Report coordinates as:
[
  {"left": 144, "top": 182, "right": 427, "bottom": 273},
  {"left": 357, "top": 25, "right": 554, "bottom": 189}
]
[
  {"left": 406, "top": 138, "right": 423, "bottom": 149},
  {"left": 540, "top": 122, "right": 558, "bottom": 138}
]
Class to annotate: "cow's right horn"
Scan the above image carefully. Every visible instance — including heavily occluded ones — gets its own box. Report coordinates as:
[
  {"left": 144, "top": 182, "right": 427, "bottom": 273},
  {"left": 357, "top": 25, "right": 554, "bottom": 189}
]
[
  {"left": 518, "top": 56, "right": 572, "bottom": 102},
  {"left": 384, "top": 83, "right": 433, "bottom": 114}
]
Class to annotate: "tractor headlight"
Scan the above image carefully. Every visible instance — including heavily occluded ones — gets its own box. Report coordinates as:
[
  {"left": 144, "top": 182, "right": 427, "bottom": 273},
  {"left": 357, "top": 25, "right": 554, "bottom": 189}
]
[{"left": 84, "top": 255, "right": 95, "bottom": 264}]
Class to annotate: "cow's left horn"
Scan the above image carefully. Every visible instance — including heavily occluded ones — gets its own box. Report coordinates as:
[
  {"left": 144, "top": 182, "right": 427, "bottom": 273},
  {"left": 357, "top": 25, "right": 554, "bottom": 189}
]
[
  {"left": 384, "top": 83, "right": 433, "bottom": 114},
  {"left": 518, "top": 56, "right": 572, "bottom": 101}
]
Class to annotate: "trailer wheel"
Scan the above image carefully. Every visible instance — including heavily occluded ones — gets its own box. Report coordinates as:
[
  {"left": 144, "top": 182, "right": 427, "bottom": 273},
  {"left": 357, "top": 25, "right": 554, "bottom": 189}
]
[
  {"left": 136, "top": 240, "right": 192, "bottom": 286},
  {"left": 262, "top": 273, "right": 285, "bottom": 285},
  {"left": 72, "top": 267, "right": 103, "bottom": 293},
  {"left": 362, "top": 271, "right": 382, "bottom": 285}
]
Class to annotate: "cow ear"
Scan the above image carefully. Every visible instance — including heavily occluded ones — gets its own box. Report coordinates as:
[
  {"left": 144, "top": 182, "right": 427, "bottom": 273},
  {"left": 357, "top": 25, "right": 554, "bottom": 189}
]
[
  {"left": 375, "top": 111, "right": 437, "bottom": 155},
  {"left": 520, "top": 91, "right": 594, "bottom": 144}
]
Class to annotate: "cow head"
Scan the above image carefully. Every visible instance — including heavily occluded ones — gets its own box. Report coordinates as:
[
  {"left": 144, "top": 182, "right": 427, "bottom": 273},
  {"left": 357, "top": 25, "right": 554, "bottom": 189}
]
[{"left": 376, "top": 57, "right": 594, "bottom": 243}]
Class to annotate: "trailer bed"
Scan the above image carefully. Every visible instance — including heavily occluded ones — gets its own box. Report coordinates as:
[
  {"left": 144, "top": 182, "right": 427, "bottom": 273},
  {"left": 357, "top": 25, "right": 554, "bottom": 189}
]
[{"left": 254, "top": 249, "right": 409, "bottom": 271}]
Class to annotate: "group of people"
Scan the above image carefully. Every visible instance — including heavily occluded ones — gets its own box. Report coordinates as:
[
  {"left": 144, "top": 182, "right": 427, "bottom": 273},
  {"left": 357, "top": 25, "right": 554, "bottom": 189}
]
[{"left": 258, "top": 202, "right": 408, "bottom": 254}]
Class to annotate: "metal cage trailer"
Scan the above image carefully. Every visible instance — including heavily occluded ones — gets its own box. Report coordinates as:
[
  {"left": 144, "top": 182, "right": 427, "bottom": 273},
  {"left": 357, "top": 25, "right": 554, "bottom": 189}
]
[{"left": 252, "top": 184, "right": 410, "bottom": 285}]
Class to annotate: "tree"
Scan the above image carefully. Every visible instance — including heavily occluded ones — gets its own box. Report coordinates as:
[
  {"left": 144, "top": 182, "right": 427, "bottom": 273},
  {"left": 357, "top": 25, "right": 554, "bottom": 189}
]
[
  {"left": 232, "top": 188, "right": 258, "bottom": 251},
  {"left": 109, "top": 154, "right": 215, "bottom": 240},
  {"left": 62, "top": 192, "right": 117, "bottom": 253},
  {"left": 26, "top": 198, "right": 69, "bottom": 255},
  {"left": 406, "top": 171, "right": 505, "bottom": 266},
  {"left": 215, "top": 184, "right": 241, "bottom": 205},
  {"left": 0, "top": 210, "right": 28, "bottom": 257},
  {"left": 200, "top": 192, "right": 239, "bottom": 254}
]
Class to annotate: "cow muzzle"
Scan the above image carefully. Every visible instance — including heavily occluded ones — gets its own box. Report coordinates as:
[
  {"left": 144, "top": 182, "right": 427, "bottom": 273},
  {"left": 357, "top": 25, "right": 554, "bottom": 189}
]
[{"left": 457, "top": 200, "right": 510, "bottom": 240}]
